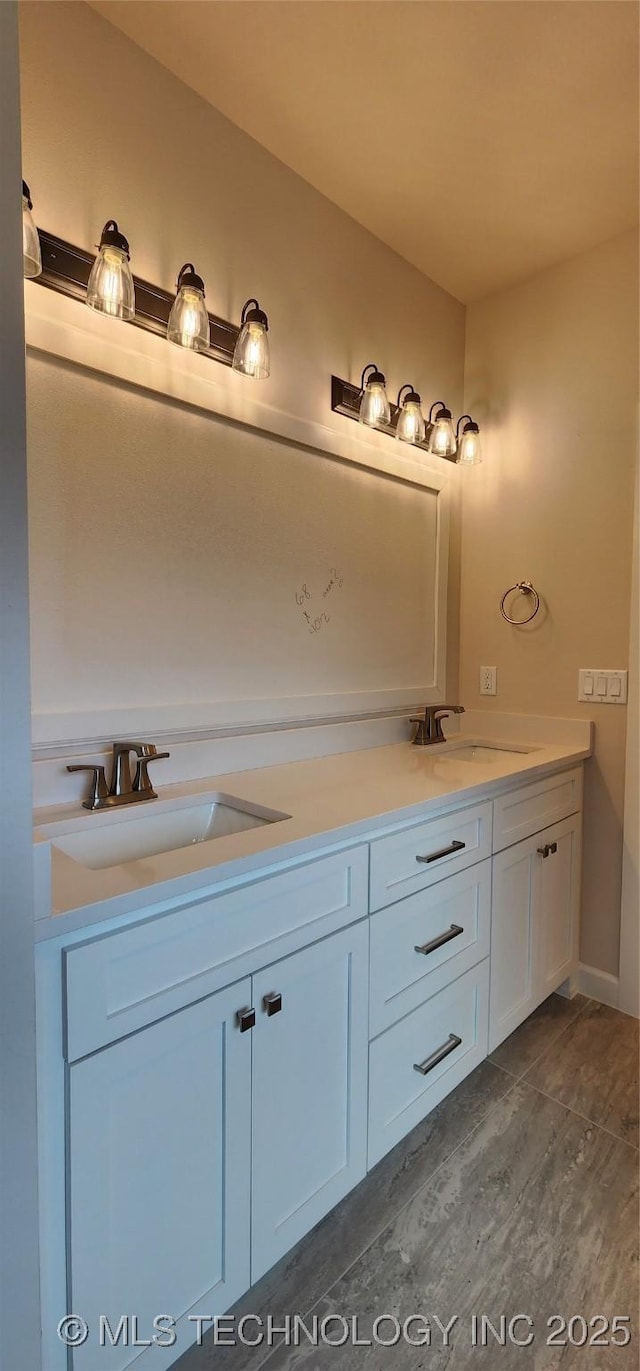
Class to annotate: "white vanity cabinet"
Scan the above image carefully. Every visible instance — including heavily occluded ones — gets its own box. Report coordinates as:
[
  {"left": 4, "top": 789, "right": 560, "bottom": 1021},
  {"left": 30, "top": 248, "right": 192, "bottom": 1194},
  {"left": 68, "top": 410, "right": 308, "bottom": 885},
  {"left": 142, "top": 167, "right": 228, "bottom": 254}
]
[
  {"left": 45, "top": 848, "right": 370, "bottom": 1370},
  {"left": 538, "top": 814, "right": 581, "bottom": 999},
  {"left": 251, "top": 920, "right": 368, "bottom": 1279},
  {"left": 369, "top": 860, "right": 492, "bottom": 1036},
  {"left": 66, "top": 923, "right": 369, "bottom": 1368},
  {"left": 37, "top": 762, "right": 585, "bottom": 1371},
  {"left": 368, "top": 959, "right": 489, "bottom": 1167},
  {"left": 366, "top": 807, "right": 493, "bottom": 1168},
  {"left": 489, "top": 835, "right": 540, "bottom": 1047},
  {"left": 369, "top": 799, "right": 492, "bottom": 912},
  {"left": 366, "top": 767, "right": 583, "bottom": 1162},
  {"left": 68, "top": 982, "right": 252, "bottom": 1371},
  {"left": 489, "top": 787, "right": 582, "bottom": 1052}
]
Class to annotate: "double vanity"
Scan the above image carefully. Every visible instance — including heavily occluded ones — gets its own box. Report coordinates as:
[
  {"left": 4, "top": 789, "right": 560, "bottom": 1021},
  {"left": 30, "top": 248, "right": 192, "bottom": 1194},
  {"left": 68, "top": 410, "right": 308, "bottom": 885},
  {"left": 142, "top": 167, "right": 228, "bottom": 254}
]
[{"left": 34, "top": 713, "right": 591, "bottom": 1371}]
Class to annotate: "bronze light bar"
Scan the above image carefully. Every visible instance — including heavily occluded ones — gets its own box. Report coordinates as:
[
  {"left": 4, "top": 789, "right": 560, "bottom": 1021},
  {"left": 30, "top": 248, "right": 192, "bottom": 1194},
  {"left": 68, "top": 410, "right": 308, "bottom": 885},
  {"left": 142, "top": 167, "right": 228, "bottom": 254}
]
[
  {"left": 34, "top": 228, "right": 241, "bottom": 367},
  {"left": 330, "top": 374, "right": 458, "bottom": 462}
]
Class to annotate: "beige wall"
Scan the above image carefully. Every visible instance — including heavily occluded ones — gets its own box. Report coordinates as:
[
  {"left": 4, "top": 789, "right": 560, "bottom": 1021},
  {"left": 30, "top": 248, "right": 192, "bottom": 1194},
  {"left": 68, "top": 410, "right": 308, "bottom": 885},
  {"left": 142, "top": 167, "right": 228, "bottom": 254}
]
[
  {"left": 462, "top": 230, "right": 639, "bottom": 977},
  {"left": 619, "top": 441, "right": 639, "bottom": 1014},
  {"left": 19, "top": 0, "right": 465, "bottom": 716}
]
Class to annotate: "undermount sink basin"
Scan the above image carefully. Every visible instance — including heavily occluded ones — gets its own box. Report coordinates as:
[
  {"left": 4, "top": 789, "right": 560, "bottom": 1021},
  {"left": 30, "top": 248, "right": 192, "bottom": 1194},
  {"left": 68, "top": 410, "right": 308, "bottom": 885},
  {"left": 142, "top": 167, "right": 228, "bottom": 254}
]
[
  {"left": 438, "top": 744, "right": 536, "bottom": 762},
  {"left": 48, "top": 794, "right": 290, "bottom": 870}
]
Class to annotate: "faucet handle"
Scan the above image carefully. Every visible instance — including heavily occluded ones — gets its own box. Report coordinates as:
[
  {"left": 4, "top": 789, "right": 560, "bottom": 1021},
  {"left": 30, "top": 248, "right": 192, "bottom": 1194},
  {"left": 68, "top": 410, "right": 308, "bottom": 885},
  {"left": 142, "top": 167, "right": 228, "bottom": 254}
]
[
  {"left": 410, "top": 715, "right": 429, "bottom": 745},
  {"left": 133, "top": 749, "right": 170, "bottom": 797},
  {"left": 67, "top": 763, "right": 109, "bottom": 810}
]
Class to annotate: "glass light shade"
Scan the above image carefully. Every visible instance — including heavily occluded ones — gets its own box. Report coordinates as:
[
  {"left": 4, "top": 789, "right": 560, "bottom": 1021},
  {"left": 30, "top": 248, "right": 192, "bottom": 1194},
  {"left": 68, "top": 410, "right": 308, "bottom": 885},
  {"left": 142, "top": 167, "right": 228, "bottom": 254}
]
[
  {"left": 232, "top": 316, "right": 270, "bottom": 379},
  {"left": 457, "top": 428, "right": 483, "bottom": 465},
  {"left": 167, "top": 284, "right": 209, "bottom": 351},
  {"left": 22, "top": 187, "right": 42, "bottom": 279},
  {"left": 87, "top": 224, "right": 135, "bottom": 320},
  {"left": 396, "top": 398, "right": 425, "bottom": 445},
  {"left": 359, "top": 379, "right": 390, "bottom": 428},
  {"left": 428, "top": 413, "right": 457, "bottom": 457}
]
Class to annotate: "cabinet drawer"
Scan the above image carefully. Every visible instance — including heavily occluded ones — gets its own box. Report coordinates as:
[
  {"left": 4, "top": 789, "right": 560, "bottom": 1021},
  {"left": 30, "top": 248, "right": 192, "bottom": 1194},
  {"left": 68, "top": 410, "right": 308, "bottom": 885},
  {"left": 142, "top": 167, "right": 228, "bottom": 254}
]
[
  {"left": 369, "top": 801, "right": 492, "bottom": 913},
  {"left": 369, "top": 860, "right": 491, "bottom": 1036},
  {"left": 63, "top": 845, "right": 368, "bottom": 1062},
  {"left": 368, "top": 960, "right": 489, "bottom": 1169},
  {"left": 493, "top": 767, "right": 583, "bottom": 853}
]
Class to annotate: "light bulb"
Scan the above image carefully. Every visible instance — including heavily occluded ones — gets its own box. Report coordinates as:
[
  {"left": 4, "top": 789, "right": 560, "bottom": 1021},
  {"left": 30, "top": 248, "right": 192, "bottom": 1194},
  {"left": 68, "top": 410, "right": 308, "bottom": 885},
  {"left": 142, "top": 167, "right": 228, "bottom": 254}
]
[
  {"left": 22, "top": 180, "right": 42, "bottom": 279},
  {"left": 457, "top": 427, "right": 483, "bottom": 465},
  {"left": 454, "top": 414, "right": 483, "bottom": 465},
  {"left": 167, "top": 264, "right": 209, "bottom": 351},
  {"left": 232, "top": 299, "right": 270, "bottom": 379},
  {"left": 427, "top": 405, "right": 456, "bottom": 457},
  {"left": 395, "top": 386, "right": 425, "bottom": 444},
  {"left": 358, "top": 365, "right": 390, "bottom": 428},
  {"left": 86, "top": 221, "right": 135, "bottom": 320}
]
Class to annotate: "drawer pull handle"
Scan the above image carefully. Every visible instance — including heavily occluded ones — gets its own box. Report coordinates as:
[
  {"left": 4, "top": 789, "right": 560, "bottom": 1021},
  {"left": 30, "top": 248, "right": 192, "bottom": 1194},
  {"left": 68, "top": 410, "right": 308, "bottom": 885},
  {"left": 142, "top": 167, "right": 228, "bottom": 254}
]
[
  {"left": 263, "top": 992, "right": 282, "bottom": 1017},
  {"left": 415, "top": 923, "right": 464, "bottom": 957},
  {"left": 416, "top": 839, "right": 466, "bottom": 865},
  {"left": 413, "top": 1033, "right": 462, "bottom": 1076},
  {"left": 236, "top": 1007, "right": 255, "bottom": 1032}
]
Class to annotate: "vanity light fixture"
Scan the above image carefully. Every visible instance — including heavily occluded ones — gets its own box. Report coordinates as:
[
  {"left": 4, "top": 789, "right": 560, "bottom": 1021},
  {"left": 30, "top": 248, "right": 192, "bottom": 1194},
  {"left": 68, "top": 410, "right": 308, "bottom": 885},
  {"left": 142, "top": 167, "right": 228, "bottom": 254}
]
[
  {"left": 455, "top": 414, "right": 483, "bottom": 465},
  {"left": 232, "top": 298, "right": 270, "bottom": 379},
  {"left": 22, "top": 180, "right": 42, "bottom": 279},
  {"left": 86, "top": 220, "right": 135, "bottom": 320},
  {"left": 427, "top": 402, "right": 457, "bottom": 458},
  {"left": 167, "top": 263, "right": 210, "bottom": 351},
  {"left": 331, "top": 373, "right": 456, "bottom": 460},
  {"left": 395, "top": 384, "right": 426, "bottom": 445},
  {"left": 28, "top": 220, "right": 270, "bottom": 375},
  {"left": 358, "top": 363, "right": 391, "bottom": 428},
  {"left": 331, "top": 372, "right": 480, "bottom": 466}
]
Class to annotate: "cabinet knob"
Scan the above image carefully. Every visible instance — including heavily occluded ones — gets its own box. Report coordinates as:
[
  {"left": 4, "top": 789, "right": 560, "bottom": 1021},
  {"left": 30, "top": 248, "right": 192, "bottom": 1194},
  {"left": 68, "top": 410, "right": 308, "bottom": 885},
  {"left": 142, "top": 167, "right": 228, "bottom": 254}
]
[
  {"left": 236, "top": 1006, "right": 255, "bottom": 1032},
  {"left": 537, "top": 845, "right": 549, "bottom": 858},
  {"left": 262, "top": 992, "right": 282, "bottom": 1017}
]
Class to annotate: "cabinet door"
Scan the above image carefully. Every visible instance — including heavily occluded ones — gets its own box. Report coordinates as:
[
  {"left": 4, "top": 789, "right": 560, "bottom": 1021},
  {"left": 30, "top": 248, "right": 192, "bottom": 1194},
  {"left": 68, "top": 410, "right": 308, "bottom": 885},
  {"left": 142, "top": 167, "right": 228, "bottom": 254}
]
[
  {"left": 489, "top": 836, "right": 541, "bottom": 1052},
  {"left": 539, "top": 814, "right": 581, "bottom": 999},
  {"left": 251, "top": 921, "right": 369, "bottom": 1281},
  {"left": 68, "top": 981, "right": 252, "bottom": 1371}
]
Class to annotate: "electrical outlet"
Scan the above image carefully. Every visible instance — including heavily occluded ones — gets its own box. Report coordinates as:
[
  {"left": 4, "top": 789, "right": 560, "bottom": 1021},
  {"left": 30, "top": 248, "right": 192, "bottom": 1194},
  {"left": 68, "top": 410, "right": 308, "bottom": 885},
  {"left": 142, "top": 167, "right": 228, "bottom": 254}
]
[{"left": 480, "top": 666, "right": 497, "bottom": 696}]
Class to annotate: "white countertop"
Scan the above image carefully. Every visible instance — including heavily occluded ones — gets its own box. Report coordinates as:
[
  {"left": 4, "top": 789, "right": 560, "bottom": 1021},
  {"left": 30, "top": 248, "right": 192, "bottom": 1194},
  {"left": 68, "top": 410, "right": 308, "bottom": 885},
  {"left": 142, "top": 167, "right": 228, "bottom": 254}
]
[{"left": 33, "top": 713, "right": 592, "bottom": 939}]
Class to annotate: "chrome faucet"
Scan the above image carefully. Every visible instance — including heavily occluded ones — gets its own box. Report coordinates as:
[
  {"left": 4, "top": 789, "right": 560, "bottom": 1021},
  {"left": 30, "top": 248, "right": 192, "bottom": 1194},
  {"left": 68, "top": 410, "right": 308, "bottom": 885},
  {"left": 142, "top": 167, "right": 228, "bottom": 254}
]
[
  {"left": 68, "top": 741, "right": 170, "bottom": 811},
  {"left": 410, "top": 705, "right": 465, "bottom": 746}
]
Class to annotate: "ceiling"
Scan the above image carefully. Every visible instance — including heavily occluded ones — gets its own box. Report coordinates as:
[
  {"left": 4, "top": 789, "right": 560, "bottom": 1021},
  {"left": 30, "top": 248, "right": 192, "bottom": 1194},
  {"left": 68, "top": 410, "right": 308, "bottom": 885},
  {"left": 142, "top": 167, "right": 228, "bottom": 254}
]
[{"left": 88, "top": 0, "right": 639, "bottom": 303}]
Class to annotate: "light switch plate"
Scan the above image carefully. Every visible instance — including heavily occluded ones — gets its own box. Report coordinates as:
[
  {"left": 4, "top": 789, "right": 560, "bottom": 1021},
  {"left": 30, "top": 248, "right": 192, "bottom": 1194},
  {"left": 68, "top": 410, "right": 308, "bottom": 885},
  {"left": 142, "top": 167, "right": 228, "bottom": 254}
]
[
  {"left": 480, "top": 666, "right": 497, "bottom": 696},
  {"left": 578, "top": 669, "right": 628, "bottom": 704}
]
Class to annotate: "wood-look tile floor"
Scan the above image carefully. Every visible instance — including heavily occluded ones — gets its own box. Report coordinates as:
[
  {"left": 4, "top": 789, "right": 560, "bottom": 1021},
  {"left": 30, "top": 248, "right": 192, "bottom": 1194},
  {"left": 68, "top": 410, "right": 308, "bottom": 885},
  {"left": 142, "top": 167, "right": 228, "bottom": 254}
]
[{"left": 176, "top": 995, "right": 639, "bottom": 1371}]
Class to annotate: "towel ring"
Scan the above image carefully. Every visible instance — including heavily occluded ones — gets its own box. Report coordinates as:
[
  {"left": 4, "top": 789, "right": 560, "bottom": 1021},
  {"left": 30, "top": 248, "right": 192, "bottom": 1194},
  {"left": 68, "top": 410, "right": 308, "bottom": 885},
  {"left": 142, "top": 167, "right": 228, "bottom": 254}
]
[{"left": 500, "top": 580, "right": 540, "bottom": 625}]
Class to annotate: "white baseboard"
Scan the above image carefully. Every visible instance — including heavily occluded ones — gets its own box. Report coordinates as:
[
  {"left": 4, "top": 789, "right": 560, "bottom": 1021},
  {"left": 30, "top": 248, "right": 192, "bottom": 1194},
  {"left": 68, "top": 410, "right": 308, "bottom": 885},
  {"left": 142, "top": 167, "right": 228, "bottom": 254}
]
[{"left": 577, "top": 963, "right": 620, "bottom": 1009}]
